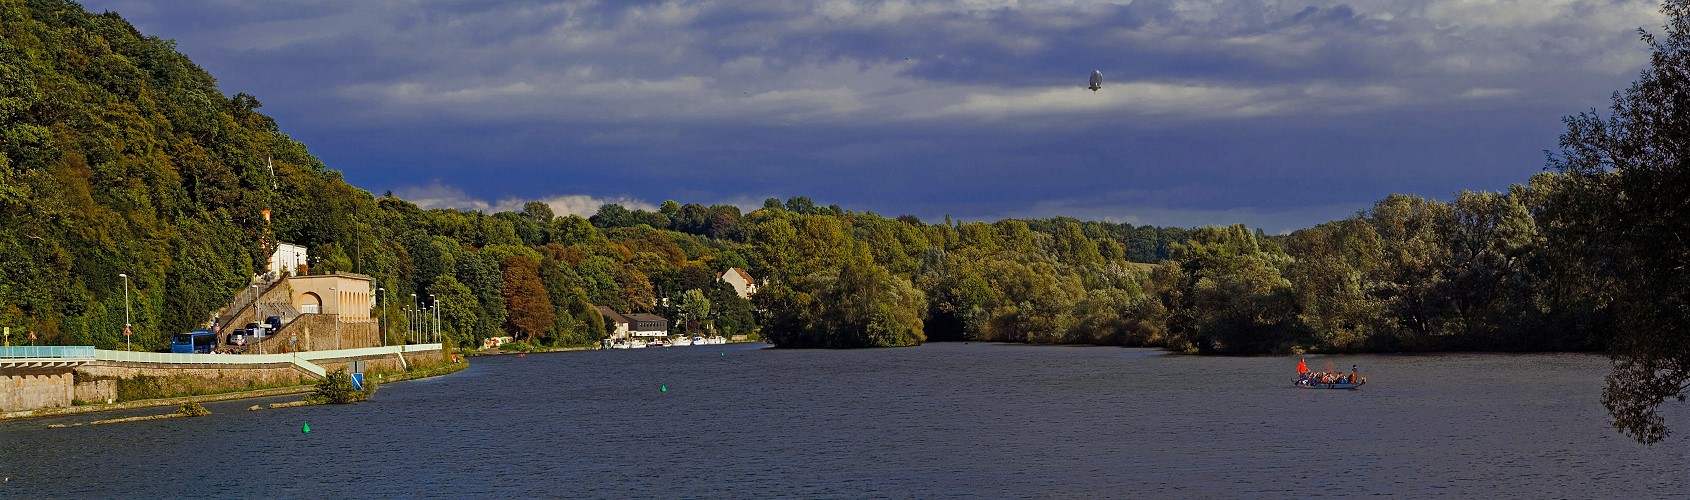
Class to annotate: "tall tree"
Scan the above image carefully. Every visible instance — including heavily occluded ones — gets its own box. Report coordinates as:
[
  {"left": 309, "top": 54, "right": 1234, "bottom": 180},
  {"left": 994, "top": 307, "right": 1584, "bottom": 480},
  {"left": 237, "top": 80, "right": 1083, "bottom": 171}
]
[
  {"left": 500, "top": 255, "right": 552, "bottom": 341},
  {"left": 1552, "top": 0, "right": 1690, "bottom": 445}
]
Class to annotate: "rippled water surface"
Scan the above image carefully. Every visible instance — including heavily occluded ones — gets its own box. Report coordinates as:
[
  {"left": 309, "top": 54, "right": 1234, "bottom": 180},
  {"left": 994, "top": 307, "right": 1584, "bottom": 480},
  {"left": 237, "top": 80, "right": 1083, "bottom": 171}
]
[{"left": 3, "top": 343, "right": 1687, "bottom": 498}]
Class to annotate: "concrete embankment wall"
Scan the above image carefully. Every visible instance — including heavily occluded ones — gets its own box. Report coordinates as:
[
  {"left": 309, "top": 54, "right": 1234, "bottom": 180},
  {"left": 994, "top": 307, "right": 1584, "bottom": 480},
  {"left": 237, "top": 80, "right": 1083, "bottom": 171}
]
[
  {"left": 1, "top": 345, "right": 448, "bottom": 415},
  {"left": 75, "top": 360, "right": 314, "bottom": 403},
  {"left": 2, "top": 368, "right": 75, "bottom": 412}
]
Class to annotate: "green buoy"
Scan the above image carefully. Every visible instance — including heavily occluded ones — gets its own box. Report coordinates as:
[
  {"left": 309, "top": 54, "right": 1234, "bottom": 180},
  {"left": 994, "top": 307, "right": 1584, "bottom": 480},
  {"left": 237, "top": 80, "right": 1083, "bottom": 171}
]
[
  {"left": 660, "top": 384, "right": 667, "bottom": 392},
  {"left": 302, "top": 421, "right": 311, "bottom": 434}
]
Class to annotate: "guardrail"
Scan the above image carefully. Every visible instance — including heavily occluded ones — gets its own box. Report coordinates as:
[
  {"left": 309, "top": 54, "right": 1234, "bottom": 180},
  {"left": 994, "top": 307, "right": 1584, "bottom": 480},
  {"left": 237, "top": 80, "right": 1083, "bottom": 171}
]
[
  {"left": 297, "top": 344, "right": 442, "bottom": 361},
  {"left": 95, "top": 350, "right": 297, "bottom": 365},
  {"left": 0, "top": 346, "right": 96, "bottom": 359},
  {"left": 89, "top": 344, "right": 442, "bottom": 365}
]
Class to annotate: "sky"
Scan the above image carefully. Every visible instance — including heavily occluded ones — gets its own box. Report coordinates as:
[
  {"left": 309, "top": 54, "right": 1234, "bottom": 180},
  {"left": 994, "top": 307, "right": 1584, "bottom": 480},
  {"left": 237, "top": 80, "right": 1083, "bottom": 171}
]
[{"left": 83, "top": 0, "right": 1665, "bottom": 233}]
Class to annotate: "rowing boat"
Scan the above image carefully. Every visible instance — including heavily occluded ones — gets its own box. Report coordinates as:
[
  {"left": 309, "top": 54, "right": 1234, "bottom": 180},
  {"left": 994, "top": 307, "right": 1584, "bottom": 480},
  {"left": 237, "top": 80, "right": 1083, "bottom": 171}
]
[{"left": 1294, "top": 379, "right": 1365, "bottom": 390}]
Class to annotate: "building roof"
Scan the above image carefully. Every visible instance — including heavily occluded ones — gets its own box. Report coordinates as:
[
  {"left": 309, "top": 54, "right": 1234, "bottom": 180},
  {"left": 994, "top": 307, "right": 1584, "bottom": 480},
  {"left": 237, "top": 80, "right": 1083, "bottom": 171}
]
[
  {"left": 720, "top": 267, "right": 755, "bottom": 285},
  {"left": 626, "top": 313, "right": 668, "bottom": 323},
  {"left": 595, "top": 306, "right": 630, "bottom": 324}
]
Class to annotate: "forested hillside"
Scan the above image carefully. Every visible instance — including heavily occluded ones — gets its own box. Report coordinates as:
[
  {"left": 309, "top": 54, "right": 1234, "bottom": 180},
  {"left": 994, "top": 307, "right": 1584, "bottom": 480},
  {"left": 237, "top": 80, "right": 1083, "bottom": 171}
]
[{"left": 2, "top": 1, "right": 297, "bottom": 347}]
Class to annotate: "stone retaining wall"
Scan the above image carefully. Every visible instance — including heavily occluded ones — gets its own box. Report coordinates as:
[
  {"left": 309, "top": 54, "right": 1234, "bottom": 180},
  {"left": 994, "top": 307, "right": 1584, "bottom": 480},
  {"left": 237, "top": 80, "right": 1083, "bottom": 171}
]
[
  {"left": 1, "top": 367, "right": 74, "bottom": 412},
  {"left": 1, "top": 347, "right": 449, "bottom": 414}
]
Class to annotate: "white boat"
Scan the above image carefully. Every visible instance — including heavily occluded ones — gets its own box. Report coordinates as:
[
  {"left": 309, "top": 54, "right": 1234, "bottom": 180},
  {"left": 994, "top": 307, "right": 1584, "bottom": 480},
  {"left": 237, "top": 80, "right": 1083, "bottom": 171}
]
[
  {"left": 691, "top": 336, "right": 705, "bottom": 345},
  {"left": 629, "top": 339, "right": 648, "bottom": 349},
  {"left": 705, "top": 336, "right": 727, "bottom": 345},
  {"left": 670, "top": 336, "right": 693, "bottom": 346}
]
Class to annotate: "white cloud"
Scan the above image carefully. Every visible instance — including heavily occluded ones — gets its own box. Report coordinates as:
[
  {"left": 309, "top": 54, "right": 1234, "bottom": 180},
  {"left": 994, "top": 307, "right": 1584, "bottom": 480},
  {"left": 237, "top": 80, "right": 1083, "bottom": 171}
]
[
  {"left": 1456, "top": 87, "right": 1521, "bottom": 99},
  {"left": 393, "top": 182, "right": 656, "bottom": 216}
]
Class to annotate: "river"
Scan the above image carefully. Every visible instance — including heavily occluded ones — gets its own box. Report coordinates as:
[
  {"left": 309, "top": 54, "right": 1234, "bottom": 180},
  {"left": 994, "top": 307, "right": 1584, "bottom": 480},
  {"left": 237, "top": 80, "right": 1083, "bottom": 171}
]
[{"left": 2, "top": 343, "right": 1686, "bottom": 498}]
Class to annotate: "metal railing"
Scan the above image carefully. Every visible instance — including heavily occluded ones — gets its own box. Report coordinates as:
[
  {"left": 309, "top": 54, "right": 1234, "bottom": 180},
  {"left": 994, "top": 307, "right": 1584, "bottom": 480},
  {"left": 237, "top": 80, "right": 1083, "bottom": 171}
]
[
  {"left": 295, "top": 344, "right": 441, "bottom": 360},
  {"left": 0, "top": 346, "right": 96, "bottom": 359},
  {"left": 89, "top": 344, "right": 442, "bottom": 364},
  {"left": 95, "top": 350, "right": 296, "bottom": 365}
]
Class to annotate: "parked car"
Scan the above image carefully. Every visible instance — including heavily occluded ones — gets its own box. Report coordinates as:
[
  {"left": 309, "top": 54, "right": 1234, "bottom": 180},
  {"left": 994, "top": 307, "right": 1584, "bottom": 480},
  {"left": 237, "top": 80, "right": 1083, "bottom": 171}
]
[{"left": 265, "top": 316, "right": 283, "bottom": 331}]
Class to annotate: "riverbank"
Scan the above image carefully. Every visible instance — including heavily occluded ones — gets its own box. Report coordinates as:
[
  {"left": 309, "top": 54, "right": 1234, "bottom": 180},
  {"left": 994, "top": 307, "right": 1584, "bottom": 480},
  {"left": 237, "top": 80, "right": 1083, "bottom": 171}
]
[
  {"left": 0, "top": 358, "right": 466, "bottom": 422},
  {"left": 477, "top": 339, "right": 764, "bottom": 356}
]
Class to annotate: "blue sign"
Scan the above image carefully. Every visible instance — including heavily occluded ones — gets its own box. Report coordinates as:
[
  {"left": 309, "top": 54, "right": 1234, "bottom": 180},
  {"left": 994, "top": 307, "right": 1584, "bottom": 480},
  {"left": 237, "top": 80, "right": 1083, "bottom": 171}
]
[{"left": 350, "top": 373, "right": 364, "bottom": 391}]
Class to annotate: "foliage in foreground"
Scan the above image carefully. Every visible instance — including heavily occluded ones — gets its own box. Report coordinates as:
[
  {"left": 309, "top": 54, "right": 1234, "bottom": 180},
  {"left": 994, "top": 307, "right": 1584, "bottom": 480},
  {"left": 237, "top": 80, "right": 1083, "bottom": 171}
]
[
  {"left": 1552, "top": 0, "right": 1690, "bottom": 445},
  {"left": 308, "top": 369, "right": 375, "bottom": 404}
]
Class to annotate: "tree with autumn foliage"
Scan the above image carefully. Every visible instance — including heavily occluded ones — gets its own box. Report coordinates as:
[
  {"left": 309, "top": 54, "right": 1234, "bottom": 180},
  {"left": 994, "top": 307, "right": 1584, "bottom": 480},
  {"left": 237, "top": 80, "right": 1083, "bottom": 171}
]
[{"left": 500, "top": 255, "right": 552, "bottom": 342}]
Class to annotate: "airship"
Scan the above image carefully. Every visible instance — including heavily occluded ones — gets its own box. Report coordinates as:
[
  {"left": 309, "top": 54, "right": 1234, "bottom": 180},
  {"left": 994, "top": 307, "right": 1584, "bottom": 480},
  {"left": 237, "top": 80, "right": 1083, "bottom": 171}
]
[{"left": 1088, "top": 70, "right": 1102, "bottom": 91}]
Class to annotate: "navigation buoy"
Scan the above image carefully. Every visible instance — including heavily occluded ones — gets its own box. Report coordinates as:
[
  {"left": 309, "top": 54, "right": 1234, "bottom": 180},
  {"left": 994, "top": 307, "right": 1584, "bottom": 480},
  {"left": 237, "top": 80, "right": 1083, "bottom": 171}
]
[
  {"left": 518, "top": 353, "right": 526, "bottom": 358},
  {"left": 660, "top": 385, "right": 667, "bottom": 392},
  {"left": 302, "top": 422, "right": 311, "bottom": 434}
]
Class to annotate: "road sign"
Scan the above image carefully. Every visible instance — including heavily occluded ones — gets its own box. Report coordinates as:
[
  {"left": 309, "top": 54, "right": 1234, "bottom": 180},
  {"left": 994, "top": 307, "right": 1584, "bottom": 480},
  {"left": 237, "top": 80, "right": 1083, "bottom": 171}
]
[
  {"left": 123, "top": 325, "right": 132, "bottom": 337},
  {"left": 350, "top": 373, "right": 364, "bottom": 391}
]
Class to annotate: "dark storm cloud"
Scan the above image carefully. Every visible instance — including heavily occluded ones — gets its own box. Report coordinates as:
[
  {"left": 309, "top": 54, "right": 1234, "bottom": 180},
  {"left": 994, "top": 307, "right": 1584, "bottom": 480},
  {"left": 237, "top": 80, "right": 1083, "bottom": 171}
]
[{"left": 85, "top": 0, "right": 1663, "bottom": 232}]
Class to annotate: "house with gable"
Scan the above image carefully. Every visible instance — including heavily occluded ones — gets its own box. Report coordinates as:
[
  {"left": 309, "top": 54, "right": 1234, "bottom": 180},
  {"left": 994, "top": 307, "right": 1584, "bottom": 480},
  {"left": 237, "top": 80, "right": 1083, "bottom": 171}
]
[{"left": 719, "top": 267, "right": 758, "bottom": 300}]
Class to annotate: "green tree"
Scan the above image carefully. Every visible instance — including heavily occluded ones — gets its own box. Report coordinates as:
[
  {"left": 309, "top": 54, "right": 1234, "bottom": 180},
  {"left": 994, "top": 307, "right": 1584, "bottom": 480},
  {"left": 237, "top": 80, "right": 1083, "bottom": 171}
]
[
  {"left": 427, "top": 274, "right": 478, "bottom": 348},
  {"left": 1552, "top": 0, "right": 1690, "bottom": 444},
  {"left": 677, "top": 288, "right": 711, "bottom": 333},
  {"left": 1284, "top": 217, "right": 1384, "bottom": 351}
]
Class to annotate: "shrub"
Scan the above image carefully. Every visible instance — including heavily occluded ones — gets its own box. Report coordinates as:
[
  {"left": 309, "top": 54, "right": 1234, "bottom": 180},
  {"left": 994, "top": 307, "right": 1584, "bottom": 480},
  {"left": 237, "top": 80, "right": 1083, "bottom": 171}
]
[{"left": 307, "top": 368, "right": 376, "bottom": 404}]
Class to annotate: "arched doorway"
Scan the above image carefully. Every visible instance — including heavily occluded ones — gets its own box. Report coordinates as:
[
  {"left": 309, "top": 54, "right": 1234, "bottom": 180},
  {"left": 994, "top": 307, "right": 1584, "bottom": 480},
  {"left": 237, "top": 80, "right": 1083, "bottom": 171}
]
[{"left": 298, "top": 292, "right": 322, "bottom": 314}]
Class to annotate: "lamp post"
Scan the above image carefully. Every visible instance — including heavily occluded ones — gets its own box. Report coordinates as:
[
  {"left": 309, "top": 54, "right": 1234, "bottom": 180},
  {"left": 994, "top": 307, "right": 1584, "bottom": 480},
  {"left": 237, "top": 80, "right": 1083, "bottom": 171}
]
[
  {"left": 378, "top": 287, "right": 387, "bottom": 347},
  {"left": 330, "top": 287, "right": 340, "bottom": 350},
  {"left": 411, "top": 293, "right": 419, "bottom": 342},
  {"left": 430, "top": 294, "right": 439, "bottom": 343},
  {"left": 251, "top": 284, "right": 263, "bottom": 354},
  {"left": 253, "top": 284, "right": 262, "bottom": 336},
  {"left": 118, "top": 273, "right": 130, "bottom": 351}
]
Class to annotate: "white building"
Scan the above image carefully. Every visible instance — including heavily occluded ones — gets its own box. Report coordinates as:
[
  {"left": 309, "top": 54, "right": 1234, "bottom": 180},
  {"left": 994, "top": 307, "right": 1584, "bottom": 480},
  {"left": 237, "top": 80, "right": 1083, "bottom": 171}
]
[
  {"left": 719, "top": 267, "right": 758, "bottom": 300},
  {"left": 597, "top": 307, "right": 669, "bottom": 340},
  {"left": 269, "top": 242, "right": 308, "bottom": 277}
]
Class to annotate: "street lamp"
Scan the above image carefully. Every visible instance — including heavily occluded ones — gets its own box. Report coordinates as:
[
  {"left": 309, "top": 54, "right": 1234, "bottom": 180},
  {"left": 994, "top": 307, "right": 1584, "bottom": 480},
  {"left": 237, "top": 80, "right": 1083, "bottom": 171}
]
[
  {"left": 118, "top": 273, "right": 130, "bottom": 351},
  {"left": 330, "top": 287, "right": 340, "bottom": 350},
  {"left": 252, "top": 284, "right": 262, "bottom": 336},
  {"left": 378, "top": 287, "right": 387, "bottom": 347},
  {"left": 430, "top": 294, "right": 439, "bottom": 343},
  {"left": 251, "top": 283, "right": 264, "bottom": 354},
  {"left": 411, "top": 293, "right": 419, "bottom": 342}
]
